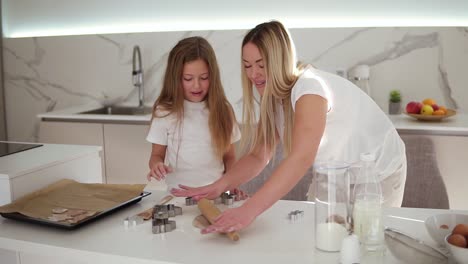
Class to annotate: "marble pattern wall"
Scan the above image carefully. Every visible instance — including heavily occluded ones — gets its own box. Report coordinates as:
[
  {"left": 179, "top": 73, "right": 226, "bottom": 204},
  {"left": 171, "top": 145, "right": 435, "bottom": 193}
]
[{"left": 3, "top": 27, "right": 468, "bottom": 142}]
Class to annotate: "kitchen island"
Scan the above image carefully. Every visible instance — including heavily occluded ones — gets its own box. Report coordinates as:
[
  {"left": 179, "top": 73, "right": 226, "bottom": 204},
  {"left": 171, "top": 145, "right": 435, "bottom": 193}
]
[
  {"left": 0, "top": 142, "right": 103, "bottom": 206},
  {"left": 1, "top": 190, "right": 466, "bottom": 264}
]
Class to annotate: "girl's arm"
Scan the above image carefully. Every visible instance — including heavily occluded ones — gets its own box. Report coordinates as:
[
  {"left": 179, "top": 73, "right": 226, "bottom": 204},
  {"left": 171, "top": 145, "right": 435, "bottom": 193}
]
[
  {"left": 147, "top": 143, "right": 171, "bottom": 181},
  {"left": 171, "top": 135, "right": 273, "bottom": 199},
  {"left": 222, "top": 144, "right": 237, "bottom": 172},
  {"left": 223, "top": 143, "right": 250, "bottom": 200}
]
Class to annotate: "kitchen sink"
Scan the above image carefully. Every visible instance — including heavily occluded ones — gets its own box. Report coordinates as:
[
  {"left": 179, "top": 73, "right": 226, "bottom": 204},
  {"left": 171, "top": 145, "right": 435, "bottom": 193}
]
[{"left": 79, "top": 106, "right": 153, "bottom": 116}]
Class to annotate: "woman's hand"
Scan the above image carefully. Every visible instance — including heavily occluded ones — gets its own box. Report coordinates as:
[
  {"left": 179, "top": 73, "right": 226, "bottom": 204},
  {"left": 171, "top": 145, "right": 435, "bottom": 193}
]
[
  {"left": 170, "top": 180, "right": 227, "bottom": 200},
  {"left": 201, "top": 205, "right": 257, "bottom": 234},
  {"left": 147, "top": 162, "right": 172, "bottom": 181}
]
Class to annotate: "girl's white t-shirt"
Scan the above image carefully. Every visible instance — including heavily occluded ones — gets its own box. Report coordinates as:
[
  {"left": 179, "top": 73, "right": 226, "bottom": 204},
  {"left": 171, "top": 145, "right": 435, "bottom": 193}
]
[
  {"left": 146, "top": 100, "right": 241, "bottom": 190},
  {"left": 277, "top": 66, "right": 405, "bottom": 180}
]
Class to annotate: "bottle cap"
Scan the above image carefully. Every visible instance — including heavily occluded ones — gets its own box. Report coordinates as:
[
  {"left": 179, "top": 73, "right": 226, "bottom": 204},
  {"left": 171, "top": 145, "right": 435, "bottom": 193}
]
[
  {"left": 340, "top": 234, "right": 361, "bottom": 264},
  {"left": 360, "top": 152, "right": 376, "bottom": 162}
]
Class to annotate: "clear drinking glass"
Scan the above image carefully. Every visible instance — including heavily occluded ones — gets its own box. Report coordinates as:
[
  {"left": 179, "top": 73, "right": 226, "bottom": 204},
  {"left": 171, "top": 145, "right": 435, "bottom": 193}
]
[{"left": 314, "top": 161, "right": 352, "bottom": 252}]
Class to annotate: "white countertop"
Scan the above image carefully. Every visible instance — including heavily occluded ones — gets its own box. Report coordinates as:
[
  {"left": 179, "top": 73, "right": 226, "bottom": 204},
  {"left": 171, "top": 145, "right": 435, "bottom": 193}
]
[
  {"left": 389, "top": 113, "right": 468, "bottom": 136},
  {"left": 37, "top": 103, "right": 152, "bottom": 124},
  {"left": 1, "top": 190, "right": 466, "bottom": 264},
  {"left": 0, "top": 142, "right": 102, "bottom": 179},
  {"left": 38, "top": 105, "right": 468, "bottom": 135}
]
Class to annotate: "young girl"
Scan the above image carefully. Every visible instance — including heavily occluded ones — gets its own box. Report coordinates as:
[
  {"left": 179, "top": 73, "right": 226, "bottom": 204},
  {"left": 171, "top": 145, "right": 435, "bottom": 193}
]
[
  {"left": 146, "top": 36, "right": 242, "bottom": 194},
  {"left": 171, "top": 21, "right": 406, "bottom": 234}
]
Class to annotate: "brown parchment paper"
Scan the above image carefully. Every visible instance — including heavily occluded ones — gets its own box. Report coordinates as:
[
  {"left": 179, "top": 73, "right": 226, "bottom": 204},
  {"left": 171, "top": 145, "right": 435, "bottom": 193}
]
[{"left": 0, "top": 179, "right": 146, "bottom": 220}]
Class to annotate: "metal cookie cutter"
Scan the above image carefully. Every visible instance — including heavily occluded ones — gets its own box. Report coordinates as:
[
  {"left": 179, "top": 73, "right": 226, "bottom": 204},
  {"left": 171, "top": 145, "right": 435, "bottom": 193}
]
[
  {"left": 288, "top": 210, "right": 304, "bottom": 221},
  {"left": 152, "top": 211, "right": 176, "bottom": 234},
  {"left": 216, "top": 192, "right": 236, "bottom": 205},
  {"left": 185, "top": 197, "right": 197, "bottom": 206},
  {"left": 151, "top": 204, "right": 182, "bottom": 234},
  {"left": 153, "top": 204, "right": 182, "bottom": 217}
]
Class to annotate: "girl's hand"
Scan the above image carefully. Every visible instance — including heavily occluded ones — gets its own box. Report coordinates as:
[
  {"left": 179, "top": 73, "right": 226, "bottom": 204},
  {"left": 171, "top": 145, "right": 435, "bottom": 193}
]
[
  {"left": 229, "top": 188, "right": 249, "bottom": 201},
  {"left": 170, "top": 180, "right": 227, "bottom": 200},
  {"left": 147, "top": 162, "right": 172, "bottom": 181},
  {"left": 201, "top": 205, "right": 257, "bottom": 234}
]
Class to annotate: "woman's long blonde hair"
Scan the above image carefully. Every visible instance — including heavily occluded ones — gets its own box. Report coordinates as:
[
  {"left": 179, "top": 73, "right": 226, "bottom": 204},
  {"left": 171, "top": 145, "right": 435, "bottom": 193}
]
[
  {"left": 152, "top": 36, "right": 236, "bottom": 159},
  {"left": 240, "top": 21, "right": 303, "bottom": 156}
]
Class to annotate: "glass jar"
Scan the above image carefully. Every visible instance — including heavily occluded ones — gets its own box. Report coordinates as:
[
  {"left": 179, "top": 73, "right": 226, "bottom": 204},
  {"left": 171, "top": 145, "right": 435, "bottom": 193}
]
[{"left": 314, "top": 161, "right": 352, "bottom": 252}]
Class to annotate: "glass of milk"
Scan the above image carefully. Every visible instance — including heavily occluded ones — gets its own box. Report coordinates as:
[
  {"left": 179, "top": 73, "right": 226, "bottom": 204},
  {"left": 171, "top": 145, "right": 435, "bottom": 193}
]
[{"left": 313, "top": 161, "right": 352, "bottom": 252}]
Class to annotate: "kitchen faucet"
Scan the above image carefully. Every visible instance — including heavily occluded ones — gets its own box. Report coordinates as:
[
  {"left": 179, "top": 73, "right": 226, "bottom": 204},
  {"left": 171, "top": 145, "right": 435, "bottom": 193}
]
[{"left": 132, "top": 45, "right": 144, "bottom": 108}]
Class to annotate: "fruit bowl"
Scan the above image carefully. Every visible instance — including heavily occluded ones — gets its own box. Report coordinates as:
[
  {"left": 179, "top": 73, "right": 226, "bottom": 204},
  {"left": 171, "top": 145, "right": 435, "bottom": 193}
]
[{"left": 405, "top": 109, "right": 456, "bottom": 121}]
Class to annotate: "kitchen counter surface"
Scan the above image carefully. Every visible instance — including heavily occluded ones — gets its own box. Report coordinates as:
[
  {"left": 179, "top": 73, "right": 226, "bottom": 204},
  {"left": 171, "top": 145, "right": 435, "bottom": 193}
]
[
  {"left": 0, "top": 142, "right": 102, "bottom": 179},
  {"left": 38, "top": 105, "right": 468, "bottom": 135},
  {"left": 389, "top": 112, "right": 468, "bottom": 136},
  {"left": 37, "top": 103, "right": 152, "bottom": 124},
  {"left": 1, "top": 190, "right": 466, "bottom": 264}
]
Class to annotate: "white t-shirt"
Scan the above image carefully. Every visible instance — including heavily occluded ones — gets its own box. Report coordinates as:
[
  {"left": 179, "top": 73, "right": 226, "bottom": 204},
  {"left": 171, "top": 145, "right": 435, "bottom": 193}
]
[
  {"left": 146, "top": 100, "right": 241, "bottom": 190},
  {"left": 277, "top": 66, "right": 406, "bottom": 180}
]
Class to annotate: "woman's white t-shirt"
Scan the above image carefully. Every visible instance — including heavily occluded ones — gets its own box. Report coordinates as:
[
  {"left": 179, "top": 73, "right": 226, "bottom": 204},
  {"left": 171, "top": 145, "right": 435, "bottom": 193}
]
[
  {"left": 276, "top": 66, "right": 405, "bottom": 180},
  {"left": 146, "top": 100, "right": 241, "bottom": 190}
]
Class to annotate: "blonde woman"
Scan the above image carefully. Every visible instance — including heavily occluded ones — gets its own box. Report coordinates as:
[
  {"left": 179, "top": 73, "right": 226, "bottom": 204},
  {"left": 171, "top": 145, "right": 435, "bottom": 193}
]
[
  {"left": 172, "top": 22, "right": 406, "bottom": 234},
  {"left": 146, "top": 36, "right": 244, "bottom": 195}
]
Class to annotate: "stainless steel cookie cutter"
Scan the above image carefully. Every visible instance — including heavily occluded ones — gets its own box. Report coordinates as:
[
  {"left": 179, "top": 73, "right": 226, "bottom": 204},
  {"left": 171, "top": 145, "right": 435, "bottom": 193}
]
[
  {"left": 288, "top": 210, "right": 304, "bottom": 221},
  {"left": 153, "top": 204, "right": 182, "bottom": 217},
  {"left": 215, "top": 192, "right": 236, "bottom": 205},
  {"left": 185, "top": 197, "right": 197, "bottom": 206},
  {"left": 151, "top": 204, "right": 182, "bottom": 234},
  {"left": 152, "top": 211, "right": 176, "bottom": 234}
]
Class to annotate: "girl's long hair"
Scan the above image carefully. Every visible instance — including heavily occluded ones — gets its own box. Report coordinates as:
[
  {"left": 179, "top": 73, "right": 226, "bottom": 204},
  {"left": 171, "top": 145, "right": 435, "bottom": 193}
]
[
  {"left": 240, "top": 20, "right": 303, "bottom": 157},
  {"left": 152, "top": 36, "right": 236, "bottom": 159}
]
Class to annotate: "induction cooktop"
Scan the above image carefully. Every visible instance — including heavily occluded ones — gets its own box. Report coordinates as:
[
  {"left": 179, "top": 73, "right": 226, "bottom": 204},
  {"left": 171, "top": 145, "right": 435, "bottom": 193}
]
[{"left": 0, "top": 142, "right": 43, "bottom": 157}]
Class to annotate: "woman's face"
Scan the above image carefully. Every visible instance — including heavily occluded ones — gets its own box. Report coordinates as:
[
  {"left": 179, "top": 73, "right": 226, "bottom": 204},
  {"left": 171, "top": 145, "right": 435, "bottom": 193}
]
[
  {"left": 242, "top": 42, "right": 266, "bottom": 95},
  {"left": 182, "top": 59, "right": 210, "bottom": 102}
]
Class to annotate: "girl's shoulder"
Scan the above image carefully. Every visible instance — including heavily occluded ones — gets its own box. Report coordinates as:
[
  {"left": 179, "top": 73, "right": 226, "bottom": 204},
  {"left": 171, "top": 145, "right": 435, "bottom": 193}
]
[{"left": 153, "top": 106, "right": 174, "bottom": 119}]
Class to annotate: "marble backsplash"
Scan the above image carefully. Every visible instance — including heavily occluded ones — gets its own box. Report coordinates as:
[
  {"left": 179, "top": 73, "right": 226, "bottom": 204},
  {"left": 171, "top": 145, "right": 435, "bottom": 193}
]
[{"left": 3, "top": 27, "right": 468, "bottom": 142}]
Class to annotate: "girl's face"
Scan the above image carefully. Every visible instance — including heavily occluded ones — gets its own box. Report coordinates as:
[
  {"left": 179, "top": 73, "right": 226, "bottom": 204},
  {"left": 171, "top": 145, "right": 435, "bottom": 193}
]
[
  {"left": 182, "top": 59, "right": 210, "bottom": 102},
  {"left": 242, "top": 42, "right": 266, "bottom": 95}
]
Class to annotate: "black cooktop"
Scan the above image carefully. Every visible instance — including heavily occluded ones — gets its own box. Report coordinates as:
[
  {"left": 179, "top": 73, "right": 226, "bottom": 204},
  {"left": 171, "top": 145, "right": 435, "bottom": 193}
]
[{"left": 0, "top": 142, "right": 43, "bottom": 157}]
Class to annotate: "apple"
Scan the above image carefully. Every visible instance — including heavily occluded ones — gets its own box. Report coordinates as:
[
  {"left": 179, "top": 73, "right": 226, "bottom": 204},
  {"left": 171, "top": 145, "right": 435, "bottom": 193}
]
[
  {"left": 420, "top": 104, "right": 434, "bottom": 115},
  {"left": 406, "top": 101, "right": 423, "bottom": 114},
  {"left": 432, "top": 104, "right": 439, "bottom": 111}
]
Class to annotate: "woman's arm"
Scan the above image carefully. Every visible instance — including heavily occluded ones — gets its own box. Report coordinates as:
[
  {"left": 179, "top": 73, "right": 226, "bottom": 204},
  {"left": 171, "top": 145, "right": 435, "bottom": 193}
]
[
  {"left": 201, "top": 95, "right": 328, "bottom": 234},
  {"left": 243, "top": 94, "right": 327, "bottom": 216},
  {"left": 219, "top": 138, "right": 273, "bottom": 191}
]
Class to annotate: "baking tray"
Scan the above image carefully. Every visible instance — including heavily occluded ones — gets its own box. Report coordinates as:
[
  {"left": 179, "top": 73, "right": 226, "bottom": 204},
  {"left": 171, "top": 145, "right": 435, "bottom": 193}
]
[{"left": 0, "top": 191, "right": 151, "bottom": 230}]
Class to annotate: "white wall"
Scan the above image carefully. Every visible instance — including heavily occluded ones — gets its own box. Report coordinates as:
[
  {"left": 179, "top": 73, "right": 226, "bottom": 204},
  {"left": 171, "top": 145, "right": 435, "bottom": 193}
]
[{"left": 3, "top": 27, "right": 468, "bottom": 142}]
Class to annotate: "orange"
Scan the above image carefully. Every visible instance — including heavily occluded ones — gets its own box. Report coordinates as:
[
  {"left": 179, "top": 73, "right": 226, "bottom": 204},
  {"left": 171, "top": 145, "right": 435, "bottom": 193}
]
[
  {"left": 422, "top": 98, "right": 437, "bottom": 106},
  {"left": 433, "top": 110, "right": 445, "bottom": 115},
  {"left": 439, "top": 106, "right": 447, "bottom": 114}
]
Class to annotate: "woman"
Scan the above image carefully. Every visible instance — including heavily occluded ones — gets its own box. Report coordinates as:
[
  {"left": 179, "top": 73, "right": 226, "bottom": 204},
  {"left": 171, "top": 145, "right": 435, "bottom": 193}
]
[{"left": 171, "top": 21, "right": 406, "bottom": 234}]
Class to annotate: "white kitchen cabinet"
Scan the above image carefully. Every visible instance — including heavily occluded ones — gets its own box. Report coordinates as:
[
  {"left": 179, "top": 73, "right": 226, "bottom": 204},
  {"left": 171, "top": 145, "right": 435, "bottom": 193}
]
[
  {"left": 103, "top": 124, "right": 165, "bottom": 189},
  {"left": 38, "top": 121, "right": 165, "bottom": 189},
  {"left": 38, "top": 121, "right": 106, "bottom": 178},
  {"left": 38, "top": 121, "right": 104, "bottom": 146},
  {"left": 0, "top": 248, "right": 17, "bottom": 264}
]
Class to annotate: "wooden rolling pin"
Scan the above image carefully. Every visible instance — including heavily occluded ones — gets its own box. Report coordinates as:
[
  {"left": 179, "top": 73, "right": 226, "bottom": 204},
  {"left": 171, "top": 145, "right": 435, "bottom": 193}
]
[{"left": 197, "top": 198, "right": 240, "bottom": 241}]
